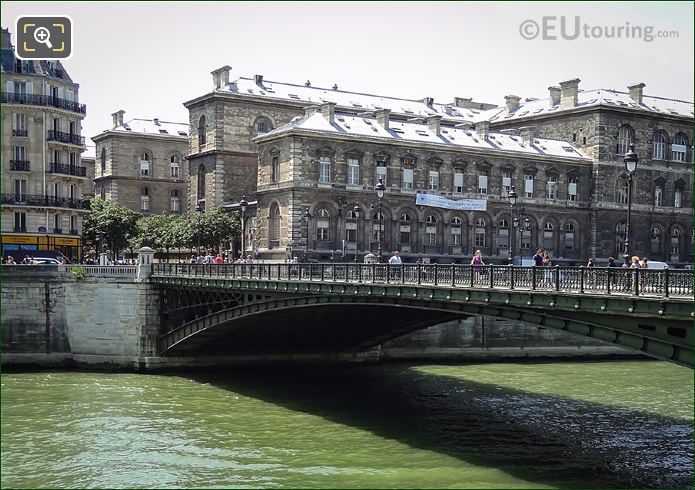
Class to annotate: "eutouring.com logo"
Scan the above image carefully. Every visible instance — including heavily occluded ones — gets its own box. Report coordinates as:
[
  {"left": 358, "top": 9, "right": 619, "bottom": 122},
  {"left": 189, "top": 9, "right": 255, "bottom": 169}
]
[{"left": 519, "top": 16, "right": 679, "bottom": 43}]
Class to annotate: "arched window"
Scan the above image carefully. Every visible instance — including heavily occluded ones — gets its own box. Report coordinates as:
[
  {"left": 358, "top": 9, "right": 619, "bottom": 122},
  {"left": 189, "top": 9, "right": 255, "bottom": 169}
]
[
  {"left": 170, "top": 155, "right": 180, "bottom": 179},
  {"left": 672, "top": 134, "right": 687, "bottom": 162},
  {"left": 450, "top": 217, "right": 462, "bottom": 245},
  {"left": 542, "top": 222, "right": 555, "bottom": 252},
  {"left": 474, "top": 218, "right": 486, "bottom": 247},
  {"left": 617, "top": 126, "right": 633, "bottom": 155},
  {"left": 653, "top": 132, "right": 666, "bottom": 160},
  {"left": 198, "top": 115, "right": 206, "bottom": 148},
  {"left": 650, "top": 227, "right": 661, "bottom": 254},
  {"left": 100, "top": 148, "right": 106, "bottom": 173},
  {"left": 564, "top": 223, "right": 575, "bottom": 251},
  {"left": 197, "top": 164, "right": 206, "bottom": 201},
  {"left": 654, "top": 184, "right": 663, "bottom": 207},
  {"left": 616, "top": 177, "right": 629, "bottom": 204},
  {"left": 675, "top": 187, "right": 683, "bottom": 208},
  {"left": 316, "top": 209, "right": 330, "bottom": 241},
  {"left": 425, "top": 215, "right": 437, "bottom": 245},
  {"left": 140, "top": 152, "right": 150, "bottom": 177},
  {"left": 269, "top": 204, "right": 281, "bottom": 247},
  {"left": 498, "top": 219, "right": 509, "bottom": 250},
  {"left": 615, "top": 223, "right": 626, "bottom": 253},
  {"left": 400, "top": 214, "right": 412, "bottom": 245},
  {"left": 257, "top": 121, "right": 268, "bottom": 133}
]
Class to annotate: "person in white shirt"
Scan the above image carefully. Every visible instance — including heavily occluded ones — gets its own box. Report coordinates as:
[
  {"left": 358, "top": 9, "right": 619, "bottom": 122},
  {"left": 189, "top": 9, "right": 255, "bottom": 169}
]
[{"left": 388, "top": 251, "right": 402, "bottom": 265}]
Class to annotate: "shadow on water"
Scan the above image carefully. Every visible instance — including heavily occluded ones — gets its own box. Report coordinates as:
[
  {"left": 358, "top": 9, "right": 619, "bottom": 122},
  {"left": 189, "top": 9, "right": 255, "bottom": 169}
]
[{"left": 184, "top": 362, "right": 693, "bottom": 489}]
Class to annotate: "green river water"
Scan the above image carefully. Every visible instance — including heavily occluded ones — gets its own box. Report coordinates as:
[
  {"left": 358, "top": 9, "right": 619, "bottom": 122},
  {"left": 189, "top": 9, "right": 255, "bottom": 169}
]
[{"left": 1, "top": 361, "right": 692, "bottom": 488}]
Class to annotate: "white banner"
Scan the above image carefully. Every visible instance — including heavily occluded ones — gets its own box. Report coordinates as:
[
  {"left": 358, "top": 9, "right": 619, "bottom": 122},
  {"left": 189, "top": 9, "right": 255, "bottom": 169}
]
[{"left": 416, "top": 193, "right": 487, "bottom": 211}]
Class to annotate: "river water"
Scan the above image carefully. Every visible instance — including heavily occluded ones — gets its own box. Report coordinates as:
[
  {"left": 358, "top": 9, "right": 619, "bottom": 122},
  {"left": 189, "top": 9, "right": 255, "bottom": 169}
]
[{"left": 1, "top": 361, "right": 692, "bottom": 489}]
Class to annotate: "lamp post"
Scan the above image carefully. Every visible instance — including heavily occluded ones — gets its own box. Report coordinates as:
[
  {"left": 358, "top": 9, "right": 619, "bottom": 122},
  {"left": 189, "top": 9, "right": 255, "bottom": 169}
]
[
  {"left": 508, "top": 186, "right": 518, "bottom": 265},
  {"left": 623, "top": 144, "right": 639, "bottom": 267},
  {"left": 353, "top": 204, "right": 361, "bottom": 263},
  {"left": 239, "top": 195, "right": 248, "bottom": 260},
  {"left": 375, "top": 178, "right": 385, "bottom": 262},
  {"left": 194, "top": 204, "right": 203, "bottom": 260},
  {"left": 303, "top": 207, "right": 312, "bottom": 254}
]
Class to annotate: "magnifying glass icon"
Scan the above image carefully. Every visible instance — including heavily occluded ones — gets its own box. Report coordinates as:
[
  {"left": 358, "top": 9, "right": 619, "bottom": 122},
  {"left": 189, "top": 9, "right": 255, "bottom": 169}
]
[{"left": 33, "top": 27, "right": 53, "bottom": 49}]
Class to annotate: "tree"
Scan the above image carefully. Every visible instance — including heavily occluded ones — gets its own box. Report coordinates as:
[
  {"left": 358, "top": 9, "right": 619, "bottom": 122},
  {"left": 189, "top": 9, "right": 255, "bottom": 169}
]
[
  {"left": 193, "top": 206, "right": 240, "bottom": 252},
  {"left": 82, "top": 197, "right": 139, "bottom": 258}
]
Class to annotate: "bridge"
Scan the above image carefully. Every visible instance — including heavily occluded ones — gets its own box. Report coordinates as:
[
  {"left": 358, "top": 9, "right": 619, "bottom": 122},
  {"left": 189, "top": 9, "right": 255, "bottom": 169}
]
[{"left": 150, "top": 263, "right": 694, "bottom": 367}]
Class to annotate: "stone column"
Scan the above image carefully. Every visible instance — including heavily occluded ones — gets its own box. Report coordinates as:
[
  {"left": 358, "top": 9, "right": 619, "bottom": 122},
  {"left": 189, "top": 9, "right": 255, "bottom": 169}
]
[{"left": 136, "top": 246, "right": 155, "bottom": 282}]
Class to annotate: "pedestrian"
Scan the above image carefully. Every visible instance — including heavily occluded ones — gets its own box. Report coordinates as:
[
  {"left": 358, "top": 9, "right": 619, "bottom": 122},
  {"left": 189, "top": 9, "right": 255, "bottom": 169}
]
[
  {"left": 5, "top": 256, "right": 15, "bottom": 265},
  {"left": 641, "top": 256, "right": 649, "bottom": 269},
  {"left": 586, "top": 257, "right": 595, "bottom": 267},
  {"left": 190, "top": 255, "right": 196, "bottom": 264},
  {"left": 388, "top": 251, "right": 402, "bottom": 265},
  {"left": 470, "top": 250, "right": 485, "bottom": 283},
  {"left": 214, "top": 254, "right": 223, "bottom": 264},
  {"left": 542, "top": 251, "right": 552, "bottom": 285},
  {"left": 532, "top": 249, "right": 544, "bottom": 267},
  {"left": 607, "top": 256, "right": 619, "bottom": 267}
]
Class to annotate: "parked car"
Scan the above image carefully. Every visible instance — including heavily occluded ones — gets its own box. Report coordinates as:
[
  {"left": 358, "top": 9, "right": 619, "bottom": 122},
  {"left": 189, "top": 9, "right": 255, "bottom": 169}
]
[
  {"left": 32, "top": 258, "right": 61, "bottom": 264},
  {"left": 646, "top": 261, "right": 669, "bottom": 270}
]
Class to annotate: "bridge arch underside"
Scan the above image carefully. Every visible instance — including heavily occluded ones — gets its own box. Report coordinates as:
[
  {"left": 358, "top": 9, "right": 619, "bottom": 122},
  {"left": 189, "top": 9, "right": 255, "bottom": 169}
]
[{"left": 157, "top": 290, "right": 692, "bottom": 367}]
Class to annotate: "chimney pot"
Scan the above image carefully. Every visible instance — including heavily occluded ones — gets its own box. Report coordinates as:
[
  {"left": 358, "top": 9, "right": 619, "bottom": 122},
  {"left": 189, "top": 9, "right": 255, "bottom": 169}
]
[
  {"left": 211, "top": 65, "right": 232, "bottom": 89},
  {"left": 548, "top": 86, "right": 561, "bottom": 106},
  {"left": 423, "top": 97, "right": 434, "bottom": 107},
  {"left": 332, "top": 84, "right": 338, "bottom": 91},
  {"left": 628, "top": 83, "right": 645, "bottom": 104},
  {"left": 426, "top": 115, "right": 442, "bottom": 136},
  {"left": 476, "top": 120, "right": 490, "bottom": 140},
  {"left": 153, "top": 118, "right": 160, "bottom": 126},
  {"left": 505, "top": 95, "right": 521, "bottom": 112},
  {"left": 320, "top": 102, "right": 336, "bottom": 124},
  {"left": 559, "top": 78, "right": 581, "bottom": 109},
  {"left": 254, "top": 74, "right": 263, "bottom": 85},
  {"left": 111, "top": 110, "right": 125, "bottom": 129},
  {"left": 519, "top": 126, "right": 535, "bottom": 146},
  {"left": 375, "top": 109, "right": 390, "bottom": 130},
  {"left": 305, "top": 80, "right": 311, "bottom": 87}
]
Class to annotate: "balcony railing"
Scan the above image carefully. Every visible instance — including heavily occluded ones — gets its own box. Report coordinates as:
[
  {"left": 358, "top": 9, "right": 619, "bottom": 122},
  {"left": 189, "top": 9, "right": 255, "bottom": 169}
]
[
  {"left": 12, "top": 129, "right": 28, "bottom": 137},
  {"left": 47, "top": 130, "right": 86, "bottom": 147},
  {"left": 1, "top": 92, "right": 87, "bottom": 114},
  {"left": 49, "top": 162, "right": 87, "bottom": 177},
  {"left": 13, "top": 226, "right": 27, "bottom": 233},
  {"left": 10, "top": 160, "right": 30, "bottom": 171},
  {"left": 2, "top": 193, "right": 90, "bottom": 209},
  {"left": 53, "top": 228, "right": 63, "bottom": 234}
]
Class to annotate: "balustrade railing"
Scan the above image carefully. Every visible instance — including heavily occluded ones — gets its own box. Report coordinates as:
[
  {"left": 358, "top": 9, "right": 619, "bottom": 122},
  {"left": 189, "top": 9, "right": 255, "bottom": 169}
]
[
  {"left": 1, "top": 92, "right": 87, "bottom": 114},
  {"left": 64, "top": 265, "right": 137, "bottom": 277},
  {"left": 151, "top": 263, "right": 694, "bottom": 298}
]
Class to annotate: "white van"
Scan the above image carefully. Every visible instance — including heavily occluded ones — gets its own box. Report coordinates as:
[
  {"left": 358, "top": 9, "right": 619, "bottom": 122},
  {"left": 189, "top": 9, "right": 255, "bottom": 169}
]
[{"left": 646, "top": 261, "right": 669, "bottom": 270}]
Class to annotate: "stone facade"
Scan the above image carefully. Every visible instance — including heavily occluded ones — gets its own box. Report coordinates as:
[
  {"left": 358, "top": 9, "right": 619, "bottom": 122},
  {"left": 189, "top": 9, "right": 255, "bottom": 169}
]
[
  {"left": 1, "top": 28, "right": 88, "bottom": 261},
  {"left": 92, "top": 111, "right": 189, "bottom": 215}
]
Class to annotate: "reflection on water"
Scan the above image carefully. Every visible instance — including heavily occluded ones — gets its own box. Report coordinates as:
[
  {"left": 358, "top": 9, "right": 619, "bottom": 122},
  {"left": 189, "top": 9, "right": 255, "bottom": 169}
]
[{"left": 1, "top": 361, "right": 692, "bottom": 489}]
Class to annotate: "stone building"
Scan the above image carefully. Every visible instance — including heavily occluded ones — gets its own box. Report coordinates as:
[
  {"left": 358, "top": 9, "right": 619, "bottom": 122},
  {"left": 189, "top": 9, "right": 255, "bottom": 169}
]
[
  {"left": 186, "top": 67, "right": 693, "bottom": 264},
  {"left": 254, "top": 104, "right": 592, "bottom": 263},
  {"left": 1, "top": 28, "right": 88, "bottom": 261},
  {"left": 92, "top": 111, "right": 189, "bottom": 215}
]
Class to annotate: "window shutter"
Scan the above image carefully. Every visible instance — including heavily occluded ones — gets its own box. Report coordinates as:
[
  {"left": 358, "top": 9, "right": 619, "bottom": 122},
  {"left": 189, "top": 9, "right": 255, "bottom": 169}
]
[
  {"left": 568, "top": 183, "right": 577, "bottom": 195},
  {"left": 403, "top": 168, "right": 413, "bottom": 183},
  {"left": 478, "top": 175, "right": 488, "bottom": 188},
  {"left": 525, "top": 178, "right": 534, "bottom": 193},
  {"left": 454, "top": 173, "right": 464, "bottom": 187}
]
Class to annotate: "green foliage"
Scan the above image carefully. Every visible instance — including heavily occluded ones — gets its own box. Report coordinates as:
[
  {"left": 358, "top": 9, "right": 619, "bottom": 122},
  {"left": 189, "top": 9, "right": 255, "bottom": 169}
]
[
  {"left": 193, "top": 206, "right": 240, "bottom": 251},
  {"left": 83, "top": 197, "right": 140, "bottom": 255},
  {"left": 70, "top": 265, "right": 86, "bottom": 281}
]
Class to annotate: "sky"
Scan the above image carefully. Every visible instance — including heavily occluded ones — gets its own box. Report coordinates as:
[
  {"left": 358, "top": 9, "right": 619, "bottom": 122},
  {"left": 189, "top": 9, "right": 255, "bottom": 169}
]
[{"left": 2, "top": 1, "right": 693, "bottom": 149}]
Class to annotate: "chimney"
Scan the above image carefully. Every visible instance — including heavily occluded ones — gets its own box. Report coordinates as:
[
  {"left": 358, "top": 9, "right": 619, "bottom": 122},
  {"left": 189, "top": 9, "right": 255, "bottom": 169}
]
[
  {"left": 254, "top": 74, "right": 263, "bottom": 85},
  {"left": 1, "top": 28, "right": 12, "bottom": 49},
  {"left": 211, "top": 65, "right": 232, "bottom": 89},
  {"left": 304, "top": 105, "right": 320, "bottom": 117},
  {"left": 111, "top": 110, "right": 125, "bottom": 128},
  {"left": 153, "top": 118, "right": 160, "bottom": 126},
  {"left": 332, "top": 84, "right": 338, "bottom": 91},
  {"left": 454, "top": 97, "right": 472, "bottom": 108},
  {"left": 559, "top": 78, "right": 580, "bottom": 109},
  {"left": 505, "top": 95, "right": 521, "bottom": 112},
  {"left": 305, "top": 80, "right": 311, "bottom": 87},
  {"left": 548, "top": 86, "right": 561, "bottom": 106},
  {"left": 476, "top": 120, "right": 490, "bottom": 140},
  {"left": 628, "top": 83, "right": 645, "bottom": 104},
  {"left": 520, "top": 126, "right": 535, "bottom": 146},
  {"left": 320, "top": 102, "right": 336, "bottom": 124},
  {"left": 375, "top": 109, "right": 390, "bottom": 130},
  {"left": 422, "top": 97, "right": 434, "bottom": 107},
  {"left": 426, "top": 115, "right": 442, "bottom": 136}
]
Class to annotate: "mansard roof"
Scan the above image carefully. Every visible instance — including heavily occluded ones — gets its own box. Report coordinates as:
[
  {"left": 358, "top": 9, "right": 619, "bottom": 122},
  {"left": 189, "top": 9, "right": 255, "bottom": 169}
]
[{"left": 106, "top": 118, "right": 189, "bottom": 138}]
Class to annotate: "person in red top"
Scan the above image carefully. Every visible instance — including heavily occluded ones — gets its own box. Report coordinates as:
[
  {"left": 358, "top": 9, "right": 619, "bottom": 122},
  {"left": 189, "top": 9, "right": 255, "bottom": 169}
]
[{"left": 214, "top": 254, "right": 224, "bottom": 264}]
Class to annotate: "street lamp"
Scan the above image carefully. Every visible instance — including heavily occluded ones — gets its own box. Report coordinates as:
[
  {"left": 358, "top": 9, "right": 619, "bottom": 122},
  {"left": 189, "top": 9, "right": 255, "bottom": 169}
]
[
  {"left": 375, "top": 178, "right": 386, "bottom": 262},
  {"left": 623, "top": 144, "right": 639, "bottom": 267},
  {"left": 353, "top": 204, "right": 361, "bottom": 263},
  {"left": 239, "top": 195, "right": 248, "bottom": 259},
  {"left": 194, "top": 204, "right": 203, "bottom": 260},
  {"left": 508, "top": 186, "right": 518, "bottom": 265},
  {"left": 304, "top": 207, "right": 312, "bottom": 253}
]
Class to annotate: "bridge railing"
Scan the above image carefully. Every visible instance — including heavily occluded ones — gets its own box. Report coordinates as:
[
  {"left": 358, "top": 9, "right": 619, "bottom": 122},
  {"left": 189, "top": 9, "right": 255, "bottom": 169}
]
[
  {"left": 64, "top": 265, "right": 138, "bottom": 277},
  {"left": 151, "top": 263, "right": 694, "bottom": 298}
]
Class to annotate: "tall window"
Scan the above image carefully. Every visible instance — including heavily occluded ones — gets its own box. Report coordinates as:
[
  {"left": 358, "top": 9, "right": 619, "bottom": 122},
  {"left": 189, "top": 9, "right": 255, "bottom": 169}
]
[
  {"left": 269, "top": 205, "right": 280, "bottom": 247},
  {"left": 399, "top": 214, "right": 412, "bottom": 244},
  {"left": 653, "top": 132, "right": 666, "bottom": 160},
  {"left": 477, "top": 169, "right": 489, "bottom": 194},
  {"left": 425, "top": 215, "right": 437, "bottom": 245},
  {"left": 672, "top": 134, "right": 687, "bottom": 162},
  {"left": 52, "top": 149, "right": 60, "bottom": 164},
  {"left": 502, "top": 171, "right": 512, "bottom": 194},
  {"left": 198, "top": 115, "right": 206, "bottom": 148},
  {"left": 319, "top": 156, "right": 331, "bottom": 183},
  {"left": 521, "top": 227, "right": 531, "bottom": 251},
  {"left": 524, "top": 174, "right": 534, "bottom": 198},
  {"left": 498, "top": 219, "right": 509, "bottom": 249},
  {"left": 170, "top": 189, "right": 180, "bottom": 212},
  {"left": 371, "top": 212, "right": 384, "bottom": 243},
  {"left": 316, "top": 209, "right": 330, "bottom": 241},
  {"left": 54, "top": 213, "right": 62, "bottom": 232},
  {"left": 12, "top": 113, "right": 27, "bottom": 136},
  {"left": 13, "top": 146, "right": 27, "bottom": 162},
  {"left": 675, "top": 187, "right": 683, "bottom": 208},
  {"left": 650, "top": 227, "right": 661, "bottom": 254},
  {"left": 453, "top": 171, "right": 464, "bottom": 193},
  {"left": 141, "top": 187, "right": 150, "bottom": 212},
  {"left": 428, "top": 169, "right": 440, "bottom": 191},
  {"left": 140, "top": 152, "right": 150, "bottom": 177},
  {"left": 14, "top": 179, "right": 27, "bottom": 200},
  {"left": 271, "top": 156, "right": 279, "bottom": 183},
  {"left": 197, "top": 164, "right": 206, "bottom": 200},
  {"left": 450, "top": 217, "right": 462, "bottom": 245},
  {"left": 347, "top": 157, "right": 360, "bottom": 185},
  {"left": 69, "top": 152, "right": 77, "bottom": 166},
  {"left": 616, "top": 177, "right": 629, "bottom": 204},
  {"left": 69, "top": 184, "right": 76, "bottom": 201},
  {"left": 568, "top": 176, "right": 578, "bottom": 202},
  {"left": 70, "top": 216, "right": 78, "bottom": 234},
  {"left": 543, "top": 222, "right": 554, "bottom": 252},
  {"left": 52, "top": 181, "right": 60, "bottom": 198},
  {"left": 546, "top": 175, "right": 557, "bottom": 199},
  {"left": 170, "top": 155, "right": 180, "bottom": 178},
  {"left": 671, "top": 228, "right": 681, "bottom": 259},
  {"left": 14, "top": 212, "right": 26, "bottom": 232},
  {"left": 100, "top": 148, "right": 106, "bottom": 173},
  {"left": 564, "top": 223, "right": 575, "bottom": 251},
  {"left": 617, "top": 126, "right": 632, "bottom": 155},
  {"left": 375, "top": 160, "right": 387, "bottom": 186},
  {"left": 615, "top": 223, "right": 626, "bottom": 253},
  {"left": 654, "top": 185, "right": 663, "bottom": 207},
  {"left": 402, "top": 157, "right": 414, "bottom": 190},
  {"left": 474, "top": 218, "right": 486, "bottom": 247},
  {"left": 345, "top": 209, "right": 358, "bottom": 242}
]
